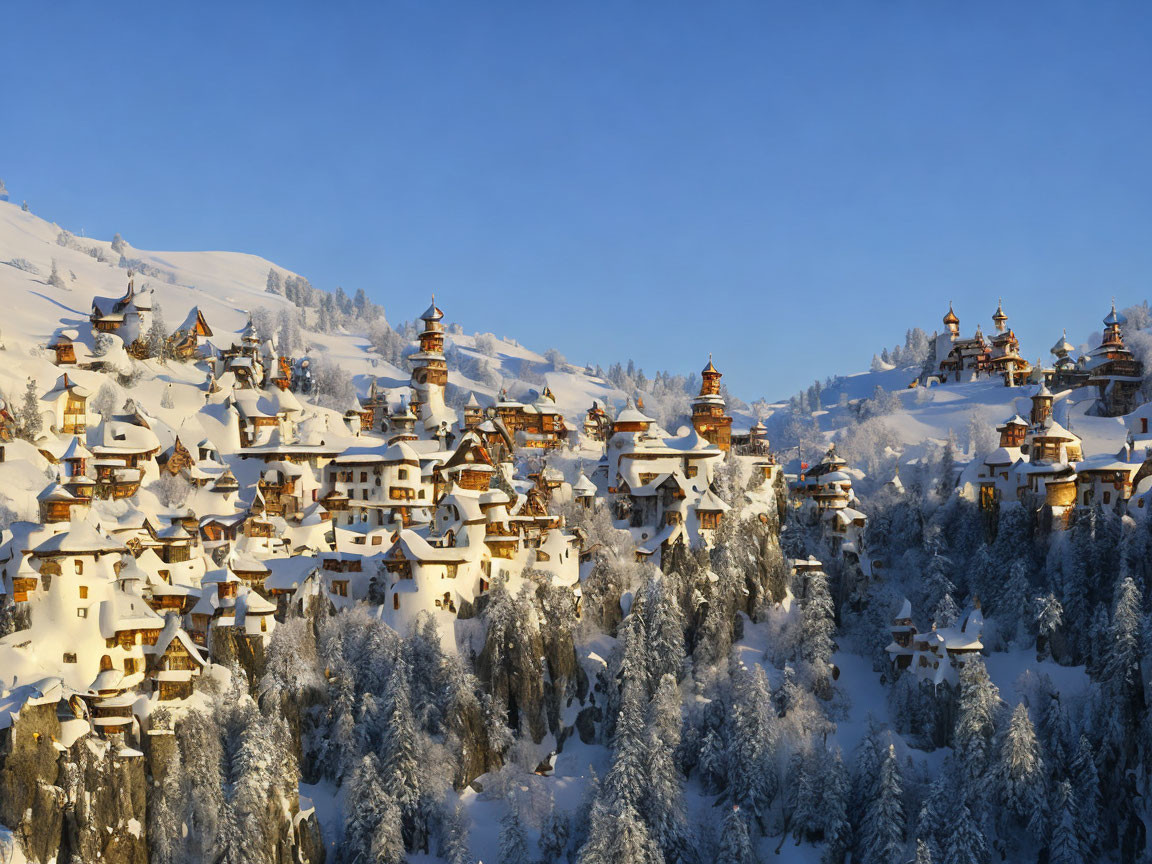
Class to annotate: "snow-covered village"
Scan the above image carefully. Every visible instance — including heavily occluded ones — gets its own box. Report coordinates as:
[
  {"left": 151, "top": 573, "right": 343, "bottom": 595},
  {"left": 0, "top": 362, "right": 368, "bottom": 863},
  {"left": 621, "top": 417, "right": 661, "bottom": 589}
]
[{"left": 4, "top": 5, "right": 1152, "bottom": 864}]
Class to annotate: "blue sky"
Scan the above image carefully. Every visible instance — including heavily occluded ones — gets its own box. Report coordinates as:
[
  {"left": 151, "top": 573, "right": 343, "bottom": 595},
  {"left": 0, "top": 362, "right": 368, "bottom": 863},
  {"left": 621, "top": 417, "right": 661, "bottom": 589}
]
[{"left": 3, "top": 2, "right": 1152, "bottom": 399}]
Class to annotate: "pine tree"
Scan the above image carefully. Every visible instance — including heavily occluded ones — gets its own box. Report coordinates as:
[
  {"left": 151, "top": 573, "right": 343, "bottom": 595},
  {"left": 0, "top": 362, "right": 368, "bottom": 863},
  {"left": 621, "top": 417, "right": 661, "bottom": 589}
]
[
  {"left": 1068, "top": 736, "right": 1100, "bottom": 851},
  {"left": 859, "top": 744, "right": 904, "bottom": 864},
  {"left": 48, "top": 258, "right": 66, "bottom": 289},
  {"left": 378, "top": 657, "right": 422, "bottom": 848},
  {"left": 1048, "top": 780, "right": 1085, "bottom": 864},
  {"left": 576, "top": 800, "right": 663, "bottom": 864},
  {"left": 538, "top": 806, "right": 570, "bottom": 863},
  {"left": 440, "top": 802, "right": 472, "bottom": 864},
  {"left": 147, "top": 300, "right": 169, "bottom": 361},
  {"left": 820, "top": 748, "right": 851, "bottom": 864},
  {"left": 914, "top": 838, "right": 934, "bottom": 864},
  {"left": 942, "top": 801, "right": 987, "bottom": 864},
  {"left": 727, "top": 665, "right": 778, "bottom": 829},
  {"left": 641, "top": 675, "right": 690, "bottom": 863},
  {"left": 17, "top": 377, "right": 41, "bottom": 441},
  {"left": 643, "top": 576, "right": 685, "bottom": 691},
  {"left": 498, "top": 796, "right": 529, "bottom": 864},
  {"left": 716, "top": 807, "right": 754, "bottom": 864},
  {"left": 697, "top": 726, "right": 727, "bottom": 794},
  {"left": 953, "top": 657, "right": 1000, "bottom": 804},
  {"left": 994, "top": 703, "right": 1046, "bottom": 841},
  {"left": 914, "top": 776, "right": 949, "bottom": 863},
  {"left": 798, "top": 566, "right": 836, "bottom": 696},
  {"left": 147, "top": 730, "right": 186, "bottom": 864},
  {"left": 266, "top": 267, "right": 283, "bottom": 295},
  {"left": 1106, "top": 576, "right": 1145, "bottom": 741}
]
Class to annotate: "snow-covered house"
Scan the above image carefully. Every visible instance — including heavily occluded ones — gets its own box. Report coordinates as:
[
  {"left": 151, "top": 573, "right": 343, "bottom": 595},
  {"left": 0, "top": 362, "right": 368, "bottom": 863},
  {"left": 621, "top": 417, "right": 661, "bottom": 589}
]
[
  {"left": 886, "top": 598, "right": 985, "bottom": 688},
  {"left": 89, "top": 274, "right": 153, "bottom": 345}
]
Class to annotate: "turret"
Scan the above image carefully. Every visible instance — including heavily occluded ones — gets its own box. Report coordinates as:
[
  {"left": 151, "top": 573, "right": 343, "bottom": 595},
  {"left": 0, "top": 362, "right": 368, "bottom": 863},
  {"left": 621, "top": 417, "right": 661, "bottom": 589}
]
[
  {"left": 1030, "top": 383, "right": 1053, "bottom": 426},
  {"left": 992, "top": 299, "right": 1008, "bottom": 334},
  {"left": 691, "top": 355, "right": 732, "bottom": 452},
  {"left": 943, "top": 303, "right": 960, "bottom": 338},
  {"left": 408, "top": 296, "right": 451, "bottom": 431}
]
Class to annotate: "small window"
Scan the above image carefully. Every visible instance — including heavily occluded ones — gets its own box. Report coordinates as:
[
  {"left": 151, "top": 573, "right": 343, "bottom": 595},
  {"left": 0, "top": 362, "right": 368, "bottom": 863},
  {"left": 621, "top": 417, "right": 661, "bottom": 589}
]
[
  {"left": 63, "top": 652, "right": 77, "bottom": 664},
  {"left": 371, "top": 536, "right": 383, "bottom": 545},
  {"left": 77, "top": 608, "right": 87, "bottom": 618},
  {"left": 74, "top": 559, "right": 83, "bottom": 574},
  {"left": 393, "top": 592, "right": 400, "bottom": 610},
  {"left": 398, "top": 468, "right": 408, "bottom": 480},
  {"left": 79, "top": 585, "right": 88, "bottom": 599},
  {"left": 1104, "top": 492, "right": 1111, "bottom": 505},
  {"left": 360, "top": 472, "right": 368, "bottom": 483}
]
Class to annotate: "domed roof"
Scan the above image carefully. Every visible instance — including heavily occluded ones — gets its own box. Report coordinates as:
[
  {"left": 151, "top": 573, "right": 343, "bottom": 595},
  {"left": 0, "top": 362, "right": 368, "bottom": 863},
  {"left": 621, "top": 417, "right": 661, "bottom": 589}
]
[
  {"left": 1051, "top": 330, "right": 1074, "bottom": 356},
  {"left": 701, "top": 355, "right": 720, "bottom": 376},
  {"left": 1104, "top": 301, "right": 1126, "bottom": 327},
  {"left": 992, "top": 299, "right": 1007, "bottom": 322},
  {"left": 943, "top": 303, "right": 959, "bottom": 325},
  {"left": 420, "top": 296, "right": 444, "bottom": 321}
]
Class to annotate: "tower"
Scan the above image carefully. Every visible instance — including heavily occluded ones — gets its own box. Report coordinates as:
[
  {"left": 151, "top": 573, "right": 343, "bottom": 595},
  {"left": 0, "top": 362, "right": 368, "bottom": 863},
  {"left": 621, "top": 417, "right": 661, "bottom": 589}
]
[
  {"left": 691, "top": 356, "right": 732, "bottom": 452},
  {"left": 943, "top": 303, "right": 960, "bottom": 338},
  {"left": 408, "top": 297, "right": 451, "bottom": 430},
  {"left": 1030, "top": 383, "right": 1053, "bottom": 426},
  {"left": 992, "top": 299, "right": 1008, "bottom": 334}
]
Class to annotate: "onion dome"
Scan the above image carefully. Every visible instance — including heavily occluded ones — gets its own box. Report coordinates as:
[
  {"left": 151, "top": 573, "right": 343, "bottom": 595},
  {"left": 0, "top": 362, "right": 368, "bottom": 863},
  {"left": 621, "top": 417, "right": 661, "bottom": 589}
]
[
  {"left": 1104, "top": 300, "right": 1126, "bottom": 327},
  {"left": 992, "top": 299, "right": 1007, "bottom": 324},
  {"left": 420, "top": 295, "right": 444, "bottom": 322},
  {"left": 943, "top": 303, "right": 959, "bottom": 326}
]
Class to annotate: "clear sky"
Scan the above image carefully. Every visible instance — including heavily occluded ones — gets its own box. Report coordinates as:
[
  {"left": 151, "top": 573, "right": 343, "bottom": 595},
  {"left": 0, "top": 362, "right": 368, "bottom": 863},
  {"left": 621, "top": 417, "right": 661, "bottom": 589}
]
[{"left": 3, "top": 2, "right": 1152, "bottom": 399}]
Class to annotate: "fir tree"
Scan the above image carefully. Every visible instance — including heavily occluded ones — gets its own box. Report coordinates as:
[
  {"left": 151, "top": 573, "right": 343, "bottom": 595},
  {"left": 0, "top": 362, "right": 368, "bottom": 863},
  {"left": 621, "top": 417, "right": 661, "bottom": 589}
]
[
  {"left": 48, "top": 258, "right": 66, "bottom": 289},
  {"left": 820, "top": 748, "right": 851, "bottom": 864},
  {"left": 378, "top": 657, "right": 422, "bottom": 849},
  {"left": 858, "top": 744, "right": 904, "bottom": 864},
  {"left": 942, "top": 801, "right": 987, "bottom": 864},
  {"left": 17, "top": 377, "right": 41, "bottom": 441},
  {"left": 914, "top": 838, "right": 934, "bottom": 864},
  {"left": 994, "top": 703, "right": 1046, "bottom": 841},
  {"left": 439, "top": 802, "right": 472, "bottom": 864},
  {"left": 727, "top": 665, "right": 778, "bottom": 830},
  {"left": 498, "top": 797, "right": 529, "bottom": 864},
  {"left": 953, "top": 657, "right": 1000, "bottom": 804},
  {"left": 641, "top": 674, "right": 690, "bottom": 863},
  {"left": 716, "top": 807, "right": 754, "bottom": 864},
  {"left": 538, "top": 806, "right": 570, "bottom": 863},
  {"left": 1047, "top": 780, "right": 1085, "bottom": 864},
  {"left": 1068, "top": 735, "right": 1100, "bottom": 851},
  {"left": 1105, "top": 576, "right": 1145, "bottom": 742}
]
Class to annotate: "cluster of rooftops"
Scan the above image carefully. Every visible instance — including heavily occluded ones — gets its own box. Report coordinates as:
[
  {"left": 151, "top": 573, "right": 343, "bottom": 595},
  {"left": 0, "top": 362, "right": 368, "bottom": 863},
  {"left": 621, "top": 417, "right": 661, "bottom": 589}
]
[{"left": 0, "top": 292, "right": 782, "bottom": 749}]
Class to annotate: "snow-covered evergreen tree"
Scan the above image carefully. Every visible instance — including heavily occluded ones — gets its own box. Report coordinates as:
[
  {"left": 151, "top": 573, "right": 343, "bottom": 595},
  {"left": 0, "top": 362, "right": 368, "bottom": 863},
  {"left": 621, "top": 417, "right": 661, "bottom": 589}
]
[
  {"left": 858, "top": 743, "right": 904, "bottom": 864},
  {"left": 17, "top": 376, "right": 41, "bottom": 440},
  {"left": 716, "top": 807, "right": 754, "bottom": 864},
  {"left": 993, "top": 703, "right": 1046, "bottom": 841},
  {"left": 498, "top": 796, "right": 529, "bottom": 864},
  {"left": 953, "top": 657, "right": 1000, "bottom": 805},
  {"left": 942, "top": 800, "right": 987, "bottom": 864}
]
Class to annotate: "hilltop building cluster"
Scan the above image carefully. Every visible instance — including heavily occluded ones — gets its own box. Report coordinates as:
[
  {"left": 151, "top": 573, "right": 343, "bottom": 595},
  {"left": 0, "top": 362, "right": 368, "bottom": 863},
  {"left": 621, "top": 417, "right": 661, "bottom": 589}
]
[
  {"left": 925, "top": 300, "right": 1143, "bottom": 417},
  {"left": 3, "top": 290, "right": 775, "bottom": 752}
]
